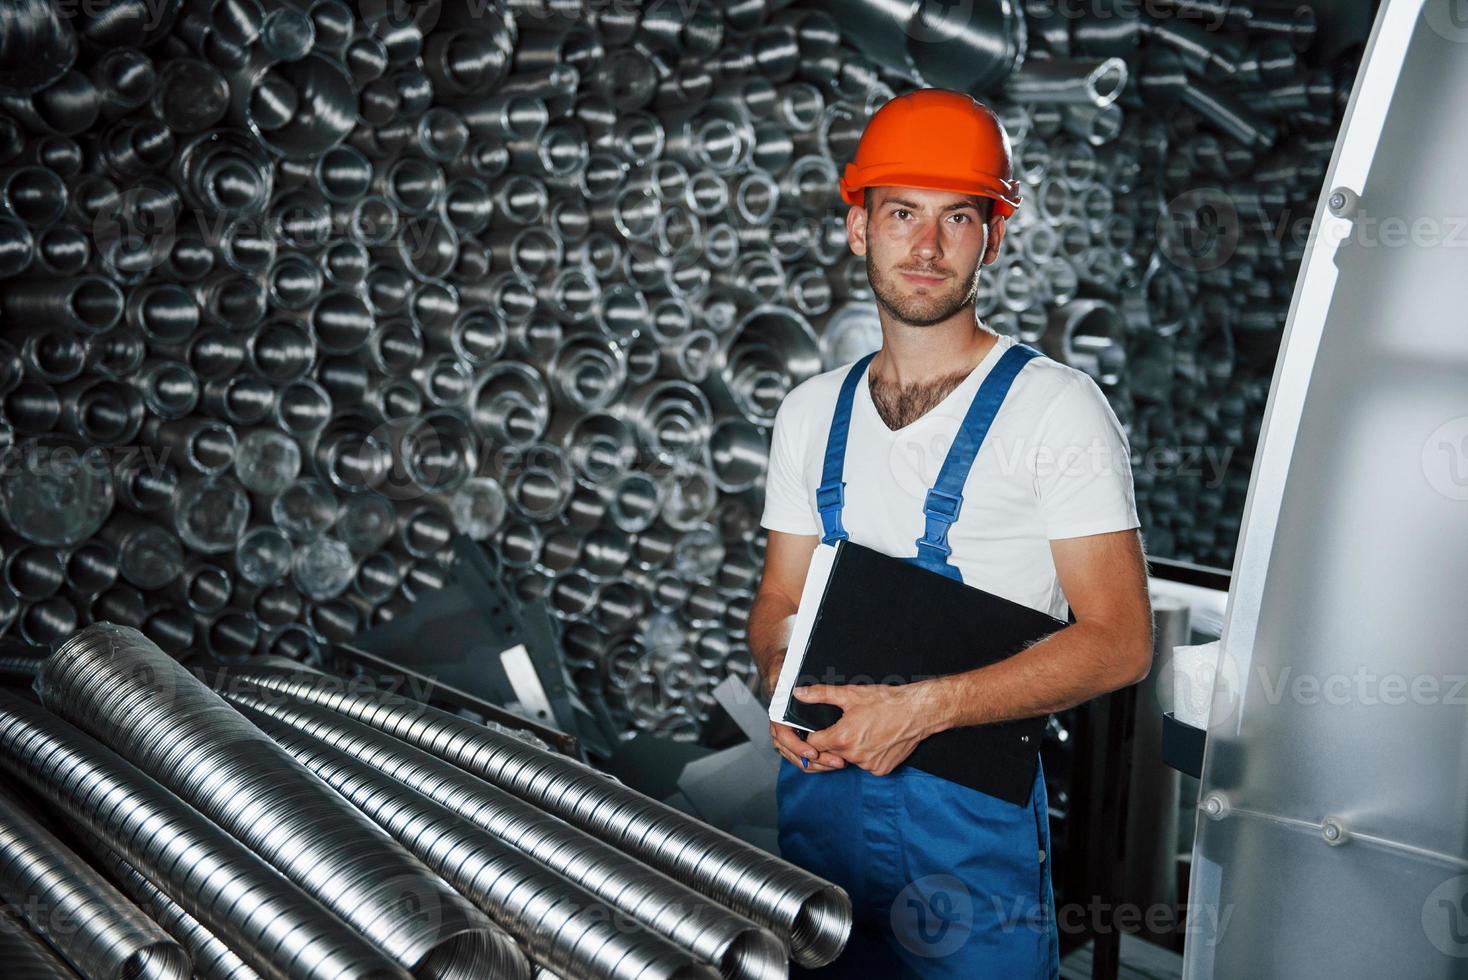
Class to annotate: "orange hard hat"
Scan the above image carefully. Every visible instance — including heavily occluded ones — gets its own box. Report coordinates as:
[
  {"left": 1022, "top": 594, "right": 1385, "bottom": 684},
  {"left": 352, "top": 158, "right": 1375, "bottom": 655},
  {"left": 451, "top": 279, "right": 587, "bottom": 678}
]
[{"left": 838, "top": 89, "right": 1022, "bottom": 218}]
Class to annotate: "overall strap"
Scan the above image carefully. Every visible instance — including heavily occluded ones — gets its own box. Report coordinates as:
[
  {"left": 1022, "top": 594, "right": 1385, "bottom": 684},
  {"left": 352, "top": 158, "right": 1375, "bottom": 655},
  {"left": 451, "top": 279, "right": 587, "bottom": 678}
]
[
  {"left": 913, "top": 343, "right": 1044, "bottom": 569},
  {"left": 816, "top": 350, "right": 879, "bottom": 545}
]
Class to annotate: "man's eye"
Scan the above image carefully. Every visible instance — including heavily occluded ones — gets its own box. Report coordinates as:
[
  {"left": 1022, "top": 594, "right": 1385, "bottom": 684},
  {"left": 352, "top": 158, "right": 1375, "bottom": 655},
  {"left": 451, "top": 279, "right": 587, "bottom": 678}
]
[
  {"left": 893, "top": 209, "right": 910, "bottom": 219},
  {"left": 950, "top": 214, "right": 969, "bottom": 224}
]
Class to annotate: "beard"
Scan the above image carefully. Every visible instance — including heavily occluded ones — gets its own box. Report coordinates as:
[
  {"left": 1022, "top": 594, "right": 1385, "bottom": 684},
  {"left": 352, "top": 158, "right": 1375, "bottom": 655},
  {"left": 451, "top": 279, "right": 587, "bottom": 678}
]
[{"left": 866, "top": 253, "right": 980, "bottom": 327}]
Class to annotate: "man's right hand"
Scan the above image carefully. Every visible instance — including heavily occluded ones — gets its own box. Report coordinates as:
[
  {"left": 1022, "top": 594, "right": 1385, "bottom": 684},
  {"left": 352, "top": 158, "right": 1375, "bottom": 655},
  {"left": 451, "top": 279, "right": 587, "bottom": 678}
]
[{"left": 770, "top": 721, "right": 846, "bottom": 772}]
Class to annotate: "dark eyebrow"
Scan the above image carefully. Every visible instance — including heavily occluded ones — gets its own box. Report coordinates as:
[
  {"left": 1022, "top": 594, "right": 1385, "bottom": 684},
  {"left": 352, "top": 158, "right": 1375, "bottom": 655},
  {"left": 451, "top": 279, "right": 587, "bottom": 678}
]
[{"left": 880, "top": 198, "right": 981, "bottom": 214}]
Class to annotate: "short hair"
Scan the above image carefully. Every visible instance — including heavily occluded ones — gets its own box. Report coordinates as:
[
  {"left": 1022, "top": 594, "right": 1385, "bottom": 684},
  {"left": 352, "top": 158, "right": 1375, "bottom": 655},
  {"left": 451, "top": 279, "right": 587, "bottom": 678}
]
[{"left": 863, "top": 187, "right": 995, "bottom": 222}]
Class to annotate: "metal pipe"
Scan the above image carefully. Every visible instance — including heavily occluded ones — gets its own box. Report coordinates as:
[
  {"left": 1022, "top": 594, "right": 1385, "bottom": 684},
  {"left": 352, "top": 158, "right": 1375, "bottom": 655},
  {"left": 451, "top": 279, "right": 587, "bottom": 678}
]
[
  {"left": 547, "top": 332, "right": 629, "bottom": 414},
  {"left": 471, "top": 362, "right": 552, "bottom": 446},
  {"left": 496, "top": 65, "right": 579, "bottom": 118},
  {"left": 235, "top": 525, "right": 293, "bottom": 588},
  {"left": 28, "top": 222, "right": 87, "bottom": 277},
  {"left": 17, "top": 595, "right": 77, "bottom": 645},
  {"left": 2, "top": 275, "right": 123, "bottom": 333},
  {"left": 63, "top": 539, "right": 120, "bottom": 598},
  {"left": 0, "top": 905, "right": 78, "bottom": 978},
  {"left": 713, "top": 305, "right": 822, "bottom": 425},
  {"left": 548, "top": 410, "right": 636, "bottom": 487},
  {"left": 273, "top": 378, "right": 333, "bottom": 436},
  {"left": 0, "top": 782, "right": 190, "bottom": 980},
  {"left": 241, "top": 703, "right": 720, "bottom": 980},
  {"left": 270, "top": 478, "right": 339, "bottom": 542},
  {"left": 222, "top": 667, "right": 852, "bottom": 968},
  {"left": 1004, "top": 57, "right": 1129, "bottom": 107},
  {"left": 0, "top": 70, "right": 100, "bottom": 136},
  {"left": 0, "top": 215, "right": 34, "bottom": 277},
  {"left": 0, "top": 690, "right": 411, "bottom": 980},
  {"left": 218, "top": 682, "right": 789, "bottom": 980},
  {"left": 97, "top": 513, "right": 184, "bottom": 592},
  {"left": 40, "top": 626, "right": 528, "bottom": 980},
  {"left": 618, "top": 380, "right": 714, "bottom": 466},
  {"left": 145, "top": 417, "right": 237, "bottom": 478},
  {"left": 709, "top": 417, "right": 769, "bottom": 494},
  {"left": 396, "top": 506, "right": 454, "bottom": 560},
  {"left": 229, "top": 52, "right": 356, "bottom": 159},
  {"left": 172, "top": 475, "right": 250, "bottom": 556},
  {"left": 3, "top": 543, "right": 64, "bottom": 601},
  {"left": 1043, "top": 298, "right": 1128, "bottom": 386},
  {"left": 85, "top": 843, "right": 263, "bottom": 980},
  {"left": 246, "top": 581, "right": 304, "bottom": 629}
]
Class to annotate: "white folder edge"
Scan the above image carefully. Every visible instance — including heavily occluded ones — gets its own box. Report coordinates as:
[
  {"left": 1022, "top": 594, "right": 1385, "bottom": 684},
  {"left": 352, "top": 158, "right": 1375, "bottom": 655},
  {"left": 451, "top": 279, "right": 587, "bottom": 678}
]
[{"left": 767, "top": 542, "right": 840, "bottom": 732}]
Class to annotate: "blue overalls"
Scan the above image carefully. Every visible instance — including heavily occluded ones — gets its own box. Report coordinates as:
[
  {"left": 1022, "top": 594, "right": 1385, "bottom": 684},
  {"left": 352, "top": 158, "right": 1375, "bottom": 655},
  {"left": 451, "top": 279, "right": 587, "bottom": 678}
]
[{"left": 777, "top": 344, "right": 1061, "bottom": 979}]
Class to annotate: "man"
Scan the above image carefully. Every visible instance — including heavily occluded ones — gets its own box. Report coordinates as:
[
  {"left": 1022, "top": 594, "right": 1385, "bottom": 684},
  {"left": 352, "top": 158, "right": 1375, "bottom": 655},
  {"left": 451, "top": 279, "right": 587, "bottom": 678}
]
[{"left": 749, "top": 89, "right": 1154, "bottom": 978}]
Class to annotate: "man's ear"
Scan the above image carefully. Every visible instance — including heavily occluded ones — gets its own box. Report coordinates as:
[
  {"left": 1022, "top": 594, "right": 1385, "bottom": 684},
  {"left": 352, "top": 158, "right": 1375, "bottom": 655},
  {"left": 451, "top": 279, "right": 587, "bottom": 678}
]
[
  {"left": 981, "top": 213, "right": 1007, "bottom": 267},
  {"left": 846, "top": 203, "right": 868, "bottom": 257}
]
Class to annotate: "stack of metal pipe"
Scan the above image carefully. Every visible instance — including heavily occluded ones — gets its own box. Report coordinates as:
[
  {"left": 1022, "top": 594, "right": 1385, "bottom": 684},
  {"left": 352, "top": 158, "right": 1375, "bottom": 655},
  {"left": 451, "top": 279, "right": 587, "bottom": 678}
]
[
  {"left": 0, "top": 0, "right": 1349, "bottom": 738},
  {"left": 0, "top": 622, "right": 849, "bottom": 978}
]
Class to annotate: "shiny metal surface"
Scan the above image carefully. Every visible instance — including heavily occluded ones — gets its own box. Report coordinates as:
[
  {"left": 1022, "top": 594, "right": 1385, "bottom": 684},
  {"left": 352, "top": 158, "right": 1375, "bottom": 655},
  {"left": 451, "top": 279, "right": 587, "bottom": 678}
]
[
  {"left": 0, "top": 786, "right": 189, "bottom": 980},
  {"left": 87, "top": 842, "right": 263, "bottom": 980},
  {"left": 0, "top": 689, "right": 410, "bottom": 980},
  {"left": 224, "top": 667, "right": 850, "bottom": 969},
  {"left": 219, "top": 680, "right": 789, "bottom": 980},
  {"left": 0, "top": 905, "right": 82, "bottom": 979},
  {"left": 238, "top": 702, "right": 728, "bottom": 980},
  {"left": 38, "top": 624, "right": 529, "bottom": 980}
]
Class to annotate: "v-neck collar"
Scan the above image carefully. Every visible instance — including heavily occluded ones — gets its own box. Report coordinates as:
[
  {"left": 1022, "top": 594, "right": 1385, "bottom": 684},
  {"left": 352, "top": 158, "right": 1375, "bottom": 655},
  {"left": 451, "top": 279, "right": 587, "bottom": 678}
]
[{"left": 856, "top": 333, "right": 1013, "bottom": 436}]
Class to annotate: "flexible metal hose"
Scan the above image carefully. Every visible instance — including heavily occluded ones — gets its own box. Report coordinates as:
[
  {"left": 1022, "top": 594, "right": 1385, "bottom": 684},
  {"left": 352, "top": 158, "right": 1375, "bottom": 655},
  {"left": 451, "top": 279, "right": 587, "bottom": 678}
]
[
  {"left": 236, "top": 703, "right": 727, "bottom": 980},
  {"left": 80, "top": 838, "right": 262, "bottom": 980},
  {"left": 0, "top": 904, "right": 81, "bottom": 979},
  {"left": 214, "top": 682, "right": 789, "bottom": 980},
  {"left": 0, "top": 690, "right": 410, "bottom": 980},
  {"left": 37, "top": 624, "right": 530, "bottom": 980},
  {"left": 0, "top": 786, "right": 189, "bottom": 980},
  {"left": 221, "top": 667, "right": 851, "bottom": 968}
]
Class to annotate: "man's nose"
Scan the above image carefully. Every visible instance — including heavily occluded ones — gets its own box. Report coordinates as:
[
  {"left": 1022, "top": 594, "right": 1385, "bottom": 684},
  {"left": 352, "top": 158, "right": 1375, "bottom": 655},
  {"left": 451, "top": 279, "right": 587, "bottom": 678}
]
[{"left": 911, "top": 218, "right": 942, "bottom": 260}]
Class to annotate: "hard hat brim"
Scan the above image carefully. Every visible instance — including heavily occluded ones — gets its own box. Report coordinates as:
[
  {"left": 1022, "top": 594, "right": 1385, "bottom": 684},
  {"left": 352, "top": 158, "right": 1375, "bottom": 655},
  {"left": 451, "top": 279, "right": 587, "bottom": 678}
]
[{"left": 839, "top": 163, "right": 1021, "bottom": 218}]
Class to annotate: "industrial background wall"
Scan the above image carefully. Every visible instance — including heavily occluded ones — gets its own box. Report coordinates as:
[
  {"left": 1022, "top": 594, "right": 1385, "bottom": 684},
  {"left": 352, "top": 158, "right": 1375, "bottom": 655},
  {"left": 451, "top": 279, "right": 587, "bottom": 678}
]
[{"left": 0, "top": 0, "right": 1369, "bottom": 741}]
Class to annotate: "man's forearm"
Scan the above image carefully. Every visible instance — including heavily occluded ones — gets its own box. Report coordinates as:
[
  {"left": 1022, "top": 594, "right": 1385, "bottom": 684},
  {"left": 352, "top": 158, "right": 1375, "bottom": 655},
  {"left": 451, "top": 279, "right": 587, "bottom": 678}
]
[
  {"left": 747, "top": 591, "right": 797, "bottom": 696},
  {"left": 916, "top": 620, "right": 1151, "bottom": 735}
]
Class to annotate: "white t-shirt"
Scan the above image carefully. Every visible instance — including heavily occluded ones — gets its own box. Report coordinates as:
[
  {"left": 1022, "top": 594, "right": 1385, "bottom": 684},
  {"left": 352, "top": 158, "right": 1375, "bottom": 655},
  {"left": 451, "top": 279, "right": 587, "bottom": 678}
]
[{"left": 760, "top": 332, "right": 1140, "bottom": 620}]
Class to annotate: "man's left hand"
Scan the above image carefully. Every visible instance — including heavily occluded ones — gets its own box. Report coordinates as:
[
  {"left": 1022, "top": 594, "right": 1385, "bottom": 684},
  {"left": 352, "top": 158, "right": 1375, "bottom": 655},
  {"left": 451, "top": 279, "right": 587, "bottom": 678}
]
[{"left": 796, "top": 681, "right": 943, "bottom": 776}]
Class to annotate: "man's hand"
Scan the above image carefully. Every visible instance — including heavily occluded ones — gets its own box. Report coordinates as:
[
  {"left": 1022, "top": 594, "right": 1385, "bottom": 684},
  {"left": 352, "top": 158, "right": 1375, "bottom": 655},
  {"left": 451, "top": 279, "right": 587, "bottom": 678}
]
[
  {"left": 797, "top": 681, "right": 942, "bottom": 777},
  {"left": 769, "top": 721, "right": 846, "bottom": 772},
  {"left": 763, "top": 651, "right": 846, "bottom": 771}
]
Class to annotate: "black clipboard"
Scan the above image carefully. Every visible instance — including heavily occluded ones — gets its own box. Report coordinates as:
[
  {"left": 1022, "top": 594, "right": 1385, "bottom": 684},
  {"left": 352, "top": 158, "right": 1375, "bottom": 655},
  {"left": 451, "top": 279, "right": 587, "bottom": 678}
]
[{"left": 774, "top": 539, "right": 1067, "bottom": 806}]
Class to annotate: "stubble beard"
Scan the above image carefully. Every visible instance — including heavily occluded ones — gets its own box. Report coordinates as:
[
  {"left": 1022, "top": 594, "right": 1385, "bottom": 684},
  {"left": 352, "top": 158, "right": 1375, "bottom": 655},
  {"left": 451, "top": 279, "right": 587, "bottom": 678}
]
[{"left": 866, "top": 253, "right": 981, "bottom": 328}]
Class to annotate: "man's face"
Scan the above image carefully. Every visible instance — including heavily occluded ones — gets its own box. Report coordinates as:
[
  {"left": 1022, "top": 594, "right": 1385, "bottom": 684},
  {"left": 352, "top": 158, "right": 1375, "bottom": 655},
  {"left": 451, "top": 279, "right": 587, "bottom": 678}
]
[{"left": 848, "top": 186, "right": 1000, "bottom": 327}]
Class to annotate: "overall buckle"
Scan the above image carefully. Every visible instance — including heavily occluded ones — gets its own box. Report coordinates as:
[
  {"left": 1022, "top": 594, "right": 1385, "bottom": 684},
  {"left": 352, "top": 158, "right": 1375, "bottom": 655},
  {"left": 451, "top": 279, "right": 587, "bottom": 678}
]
[
  {"left": 923, "top": 488, "right": 963, "bottom": 523},
  {"left": 815, "top": 481, "right": 845, "bottom": 512}
]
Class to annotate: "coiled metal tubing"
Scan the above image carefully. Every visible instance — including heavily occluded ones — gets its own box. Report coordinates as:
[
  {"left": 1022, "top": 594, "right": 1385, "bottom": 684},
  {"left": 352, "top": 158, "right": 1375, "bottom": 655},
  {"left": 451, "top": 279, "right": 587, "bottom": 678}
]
[
  {"left": 0, "top": 904, "right": 82, "bottom": 979},
  {"left": 0, "top": 786, "right": 190, "bottom": 980},
  {"left": 237, "top": 703, "right": 730, "bottom": 980},
  {"left": 214, "top": 681, "right": 791, "bottom": 980},
  {"left": 84, "top": 840, "right": 262, "bottom": 980},
  {"left": 37, "top": 624, "right": 530, "bottom": 980},
  {"left": 220, "top": 667, "right": 851, "bottom": 969},
  {"left": 0, "top": 690, "right": 411, "bottom": 980}
]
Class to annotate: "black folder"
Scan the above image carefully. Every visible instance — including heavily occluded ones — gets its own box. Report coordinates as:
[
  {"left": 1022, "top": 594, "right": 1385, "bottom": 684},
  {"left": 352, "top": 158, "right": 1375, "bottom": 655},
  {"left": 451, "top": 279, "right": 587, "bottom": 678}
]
[{"left": 777, "top": 539, "right": 1067, "bottom": 806}]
